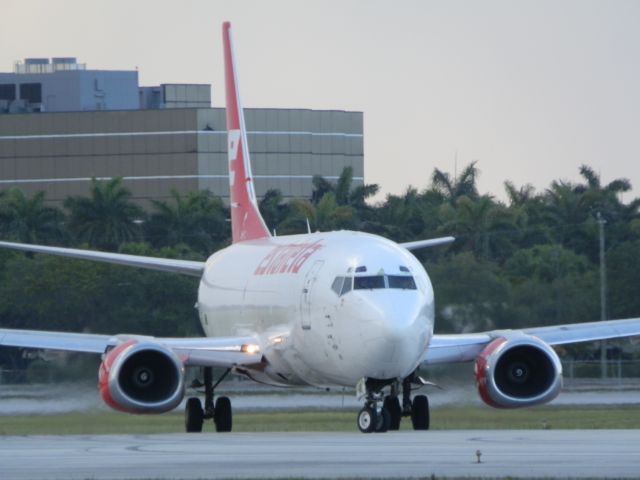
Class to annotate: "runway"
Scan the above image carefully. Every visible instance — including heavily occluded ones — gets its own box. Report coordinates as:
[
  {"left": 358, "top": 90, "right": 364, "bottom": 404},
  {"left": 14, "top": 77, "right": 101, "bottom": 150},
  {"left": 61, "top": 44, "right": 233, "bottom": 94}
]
[{"left": 1, "top": 430, "right": 639, "bottom": 479}]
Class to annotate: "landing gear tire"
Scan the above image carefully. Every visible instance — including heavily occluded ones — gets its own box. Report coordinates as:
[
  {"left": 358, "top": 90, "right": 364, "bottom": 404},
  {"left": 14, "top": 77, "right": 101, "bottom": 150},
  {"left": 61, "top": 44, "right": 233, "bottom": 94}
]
[
  {"left": 185, "top": 397, "right": 204, "bottom": 433},
  {"left": 374, "top": 407, "right": 390, "bottom": 433},
  {"left": 357, "top": 406, "right": 377, "bottom": 433},
  {"left": 411, "top": 394, "right": 430, "bottom": 430},
  {"left": 214, "top": 396, "right": 232, "bottom": 432},
  {"left": 384, "top": 396, "right": 402, "bottom": 431}
]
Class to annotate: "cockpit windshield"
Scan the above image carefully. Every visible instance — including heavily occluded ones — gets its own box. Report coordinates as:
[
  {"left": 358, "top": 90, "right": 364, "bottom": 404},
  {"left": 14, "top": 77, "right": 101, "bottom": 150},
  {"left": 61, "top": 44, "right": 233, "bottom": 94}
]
[
  {"left": 354, "top": 275, "right": 385, "bottom": 290},
  {"left": 332, "top": 273, "right": 417, "bottom": 295},
  {"left": 387, "top": 275, "right": 417, "bottom": 290}
]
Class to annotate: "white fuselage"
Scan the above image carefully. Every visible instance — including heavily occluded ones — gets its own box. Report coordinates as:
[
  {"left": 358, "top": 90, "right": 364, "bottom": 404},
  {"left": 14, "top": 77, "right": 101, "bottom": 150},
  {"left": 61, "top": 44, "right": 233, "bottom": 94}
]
[{"left": 197, "top": 230, "right": 434, "bottom": 388}]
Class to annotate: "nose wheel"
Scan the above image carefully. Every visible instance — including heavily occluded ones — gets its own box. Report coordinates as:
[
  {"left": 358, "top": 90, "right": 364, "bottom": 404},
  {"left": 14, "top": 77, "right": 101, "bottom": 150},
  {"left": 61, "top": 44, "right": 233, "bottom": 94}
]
[
  {"left": 357, "top": 404, "right": 390, "bottom": 433},
  {"left": 356, "top": 374, "right": 431, "bottom": 433}
]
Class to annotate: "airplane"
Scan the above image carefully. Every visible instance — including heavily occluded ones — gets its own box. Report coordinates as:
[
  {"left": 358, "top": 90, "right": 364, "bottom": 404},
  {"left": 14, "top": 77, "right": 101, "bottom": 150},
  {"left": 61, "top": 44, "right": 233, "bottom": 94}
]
[{"left": 1, "top": 22, "right": 640, "bottom": 434}]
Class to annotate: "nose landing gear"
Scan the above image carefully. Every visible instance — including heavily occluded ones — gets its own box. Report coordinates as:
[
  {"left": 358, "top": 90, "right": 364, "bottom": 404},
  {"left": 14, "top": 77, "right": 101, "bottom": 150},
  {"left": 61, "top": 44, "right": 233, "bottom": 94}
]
[
  {"left": 356, "top": 378, "right": 391, "bottom": 433},
  {"left": 357, "top": 373, "right": 431, "bottom": 433}
]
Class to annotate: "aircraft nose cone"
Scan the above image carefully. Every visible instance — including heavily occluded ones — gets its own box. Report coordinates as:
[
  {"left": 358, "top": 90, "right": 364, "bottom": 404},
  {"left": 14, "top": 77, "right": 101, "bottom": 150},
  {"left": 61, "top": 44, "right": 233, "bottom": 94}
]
[{"left": 356, "top": 294, "right": 431, "bottom": 379}]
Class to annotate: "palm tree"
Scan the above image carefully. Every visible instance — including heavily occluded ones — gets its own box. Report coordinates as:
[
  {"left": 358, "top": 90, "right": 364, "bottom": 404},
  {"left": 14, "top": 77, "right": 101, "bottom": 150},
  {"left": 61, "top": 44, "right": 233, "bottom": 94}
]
[
  {"left": 146, "top": 189, "right": 228, "bottom": 256},
  {"left": 0, "top": 188, "right": 66, "bottom": 244},
  {"left": 438, "top": 194, "right": 515, "bottom": 261},
  {"left": 258, "top": 189, "right": 287, "bottom": 233},
  {"left": 64, "top": 177, "right": 144, "bottom": 250},
  {"left": 310, "top": 167, "right": 379, "bottom": 231},
  {"left": 543, "top": 166, "right": 640, "bottom": 260},
  {"left": 430, "top": 161, "right": 479, "bottom": 203},
  {"left": 576, "top": 165, "right": 640, "bottom": 260},
  {"left": 312, "top": 167, "right": 379, "bottom": 206},
  {"left": 374, "top": 187, "right": 424, "bottom": 241},
  {"left": 504, "top": 181, "right": 553, "bottom": 248},
  {"left": 278, "top": 192, "right": 355, "bottom": 234}
]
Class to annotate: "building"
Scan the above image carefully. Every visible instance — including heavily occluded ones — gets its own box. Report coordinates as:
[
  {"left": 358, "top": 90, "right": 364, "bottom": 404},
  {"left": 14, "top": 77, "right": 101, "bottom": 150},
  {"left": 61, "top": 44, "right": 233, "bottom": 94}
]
[
  {"left": 0, "top": 58, "right": 364, "bottom": 205},
  {"left": 0, "top": 57, "right": 139, "bottom": 113},
  {"left": 0, "top": 107, "right": 363, "bottom": 205}
]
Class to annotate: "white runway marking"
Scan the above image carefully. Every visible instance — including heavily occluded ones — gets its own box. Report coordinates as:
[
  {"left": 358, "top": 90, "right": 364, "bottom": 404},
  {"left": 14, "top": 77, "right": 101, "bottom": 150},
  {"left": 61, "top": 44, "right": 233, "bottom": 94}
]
[{"left": 1, "top": 430, "right": 639, "bottom": 479}]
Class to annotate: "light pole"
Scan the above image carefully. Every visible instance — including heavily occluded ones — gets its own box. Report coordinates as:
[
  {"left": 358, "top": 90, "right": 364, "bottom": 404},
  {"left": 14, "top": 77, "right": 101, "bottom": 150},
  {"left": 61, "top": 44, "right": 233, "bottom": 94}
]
[{"left": 597, "top": 212, "right": 607, "bottom": 379}]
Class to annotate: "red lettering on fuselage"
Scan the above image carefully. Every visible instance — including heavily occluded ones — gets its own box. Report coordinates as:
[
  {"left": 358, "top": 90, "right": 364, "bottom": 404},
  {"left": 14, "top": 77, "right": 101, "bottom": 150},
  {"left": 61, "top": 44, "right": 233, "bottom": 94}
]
[{"left": 254, "top": 240, "right": 323, "bottom": 275}]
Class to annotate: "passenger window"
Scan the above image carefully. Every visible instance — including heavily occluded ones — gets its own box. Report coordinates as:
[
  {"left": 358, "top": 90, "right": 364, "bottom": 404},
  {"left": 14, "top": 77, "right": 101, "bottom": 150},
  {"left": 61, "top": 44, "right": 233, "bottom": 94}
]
[
  {"left": 354, "top": 275, "right": 385, "bottom": 290},
  {"left": 331, "top": 276, "right": 344, "bottom": 295},
  {"left": 340, "top": 276, "right": 352, "bottom": 295},
  {"left": 388, "top": 275, "right": 417, "bottom": 290}
]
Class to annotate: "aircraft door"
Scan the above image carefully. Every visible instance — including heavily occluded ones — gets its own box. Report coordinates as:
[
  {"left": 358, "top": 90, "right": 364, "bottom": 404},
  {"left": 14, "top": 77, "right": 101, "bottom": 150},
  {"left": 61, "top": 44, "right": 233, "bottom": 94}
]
[{"left": 301, "top": 260, "right": 324, "bottom": 330}]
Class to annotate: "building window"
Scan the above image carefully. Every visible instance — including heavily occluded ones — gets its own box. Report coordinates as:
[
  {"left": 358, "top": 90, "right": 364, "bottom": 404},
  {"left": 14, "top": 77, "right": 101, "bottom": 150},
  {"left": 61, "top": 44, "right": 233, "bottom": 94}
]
[
  {"left": 0, "top": 84, "right": 16, "bottom": 101},
  {"left": 20, "top": 83, "right": 42, "bottom": 103}
]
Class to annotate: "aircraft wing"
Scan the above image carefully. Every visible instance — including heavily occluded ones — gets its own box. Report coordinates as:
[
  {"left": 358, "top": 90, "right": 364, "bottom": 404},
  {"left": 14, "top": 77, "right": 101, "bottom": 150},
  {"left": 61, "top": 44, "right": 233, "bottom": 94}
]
[
  {"left": 423, "top": 317, "right": 640, "bottom": 365},
  {"left": 0, "top": 328, "right": 112, "bottom": 354},
  {"left": 400, "top": 236, "right": 455, "bottom": 250},
  {"left": 0, "top": 328, "right": 261, "bottom": 368},
  {"left": 0, "top": 240, "right": 205, "bottom": 277}
]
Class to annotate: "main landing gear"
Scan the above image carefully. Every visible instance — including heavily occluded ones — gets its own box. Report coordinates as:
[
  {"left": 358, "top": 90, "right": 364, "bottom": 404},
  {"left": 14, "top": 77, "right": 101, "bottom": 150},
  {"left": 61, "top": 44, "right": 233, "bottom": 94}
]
[
  {"left": 185, "top": 367, "right": 233, "bottom": 433},
  {"left": 356, "top": 373, "right": 430, "bottom": 433}
]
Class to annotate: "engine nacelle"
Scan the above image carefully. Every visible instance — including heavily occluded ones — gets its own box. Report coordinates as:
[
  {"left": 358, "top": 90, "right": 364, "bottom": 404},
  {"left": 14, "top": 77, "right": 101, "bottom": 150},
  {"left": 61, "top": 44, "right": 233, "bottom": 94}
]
[
  {"left": 98, "top": 340, "right": 185, "bottom": 414},
  {"left": 475, "top": 335, "right": 562, "bottom": 408}
]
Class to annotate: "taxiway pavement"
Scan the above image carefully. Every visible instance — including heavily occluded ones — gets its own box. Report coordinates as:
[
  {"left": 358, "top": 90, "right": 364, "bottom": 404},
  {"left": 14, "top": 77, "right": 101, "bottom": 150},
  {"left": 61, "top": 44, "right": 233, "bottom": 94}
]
[{"left": 1, "top": 430, "right": 639, "bottom": 479}]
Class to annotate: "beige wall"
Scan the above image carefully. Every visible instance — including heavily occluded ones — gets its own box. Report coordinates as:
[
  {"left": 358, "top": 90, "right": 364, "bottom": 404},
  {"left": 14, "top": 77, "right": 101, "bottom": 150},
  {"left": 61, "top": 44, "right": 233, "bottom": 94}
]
[{"left": 0, "top": 107, "right": 364, "bottom": 206}]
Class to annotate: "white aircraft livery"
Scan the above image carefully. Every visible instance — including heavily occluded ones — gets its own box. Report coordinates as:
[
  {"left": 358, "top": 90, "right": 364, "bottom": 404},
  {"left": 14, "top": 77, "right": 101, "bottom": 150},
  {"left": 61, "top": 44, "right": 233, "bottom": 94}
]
[{"left": 1, "top": 22, "right": 640, "bottom": 433}]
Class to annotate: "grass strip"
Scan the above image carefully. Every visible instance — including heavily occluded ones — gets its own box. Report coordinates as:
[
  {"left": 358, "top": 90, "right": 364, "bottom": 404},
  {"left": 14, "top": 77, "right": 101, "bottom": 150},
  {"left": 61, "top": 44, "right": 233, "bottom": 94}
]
[{"left": 1, "top": 405, "right": 639, "bottom": 436}]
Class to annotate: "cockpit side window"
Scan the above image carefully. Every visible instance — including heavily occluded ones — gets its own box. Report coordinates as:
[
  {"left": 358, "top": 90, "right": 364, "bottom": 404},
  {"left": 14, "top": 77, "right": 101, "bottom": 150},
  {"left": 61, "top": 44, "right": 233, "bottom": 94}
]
[
  {"left": 354, "top": 275, "right": 386, "bottom": 290},
  {"left": 331, "top": 276, "right": 344, "bottom": 295},
  {"left": 388, "top": 275, "right": 417, "bottom": 290},
  {"left": 331, "top": 276, "right": 353, "bottom": 296}
]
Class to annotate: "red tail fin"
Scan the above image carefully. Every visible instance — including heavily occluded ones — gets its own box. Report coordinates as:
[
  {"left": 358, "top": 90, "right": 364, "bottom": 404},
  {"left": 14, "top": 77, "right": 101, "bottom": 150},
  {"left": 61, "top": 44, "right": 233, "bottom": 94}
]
[{"left": 222, "top": 22, "right": 271, "bottom": 243}]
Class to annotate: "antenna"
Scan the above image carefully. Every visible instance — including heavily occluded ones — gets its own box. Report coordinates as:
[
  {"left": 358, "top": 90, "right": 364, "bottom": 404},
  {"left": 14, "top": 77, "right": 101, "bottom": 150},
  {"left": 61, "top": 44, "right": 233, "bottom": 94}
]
[
  {"left": 454, "top": 150, "right": 458, "bottom": 183},
  {"left": 306, "top": 218, "right": 312, "bottom": 234}
]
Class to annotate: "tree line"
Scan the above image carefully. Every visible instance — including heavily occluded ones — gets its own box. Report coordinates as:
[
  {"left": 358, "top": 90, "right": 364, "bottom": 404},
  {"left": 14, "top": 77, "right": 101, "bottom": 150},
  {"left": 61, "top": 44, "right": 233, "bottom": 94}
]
[{"left": 1, "top": 163, "right": 639, "bottom": 352}]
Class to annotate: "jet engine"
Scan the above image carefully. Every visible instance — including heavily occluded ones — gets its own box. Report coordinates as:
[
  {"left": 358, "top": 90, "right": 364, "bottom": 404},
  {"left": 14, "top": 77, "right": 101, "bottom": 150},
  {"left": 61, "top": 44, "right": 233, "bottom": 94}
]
[
  {"left": 475, "top": 334, "right": 562, "bottom": 408},
  {"left": 98, "top": 340, "right": 185, "bottom": 413}
]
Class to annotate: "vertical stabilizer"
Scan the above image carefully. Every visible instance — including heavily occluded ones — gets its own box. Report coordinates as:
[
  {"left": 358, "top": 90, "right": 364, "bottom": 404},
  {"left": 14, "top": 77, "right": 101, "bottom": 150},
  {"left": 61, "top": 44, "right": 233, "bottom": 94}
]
[{"left": 222, "top": 22, "right": 271, "bottom": 243}]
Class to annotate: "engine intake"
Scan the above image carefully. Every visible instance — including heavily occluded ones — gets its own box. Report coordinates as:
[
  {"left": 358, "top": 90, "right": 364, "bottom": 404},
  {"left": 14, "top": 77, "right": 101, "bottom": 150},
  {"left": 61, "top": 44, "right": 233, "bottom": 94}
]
[
  {"left": 99, "top": 340, "right": 185, "bottom": 414},
  {"left": 475, "top": 335, "right": 562, "bottom": 408}
]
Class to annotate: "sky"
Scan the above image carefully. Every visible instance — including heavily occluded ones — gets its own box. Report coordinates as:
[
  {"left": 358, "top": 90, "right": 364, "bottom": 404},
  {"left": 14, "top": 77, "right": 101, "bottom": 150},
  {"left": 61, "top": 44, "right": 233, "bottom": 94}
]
[{"left": 3, "top": 0, "right": 639, "bottom": 202}]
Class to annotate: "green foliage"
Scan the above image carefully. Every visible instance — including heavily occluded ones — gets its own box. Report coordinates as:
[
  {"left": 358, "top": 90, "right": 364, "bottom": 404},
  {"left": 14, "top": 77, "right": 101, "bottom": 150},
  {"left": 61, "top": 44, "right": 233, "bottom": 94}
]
[
  {"left": 0, "top": 163, "right": 639, "bottom": 343},
  {"left": 258, "top": 189, "right": 288, "bottom": 232},
  {"left": 607, "top": 240, "right": 640, "bottom": 319},
  {"left": 431, "top": 161, "right": 480, "bottom": 203},
  {"left": 145, "top": 189, "right": 228, "bottom": 257},
  {"left": 430, "top": 252, "right": 511, "bottom": 332},
  {"left": 64, "top": 177, "right": 144, "bottom": 250},
  {"left": 0, "top": 253, "right": 200, "bottom": 337},
  {"left": 0, "top": 188, "right": 66, "bottom": 244}
]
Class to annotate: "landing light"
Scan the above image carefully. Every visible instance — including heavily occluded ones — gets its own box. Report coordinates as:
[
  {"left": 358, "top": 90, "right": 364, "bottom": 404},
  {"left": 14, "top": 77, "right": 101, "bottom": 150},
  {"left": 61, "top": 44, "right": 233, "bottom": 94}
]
[{"left": 241, "top": 344, "right": 260, "bottom": 355}]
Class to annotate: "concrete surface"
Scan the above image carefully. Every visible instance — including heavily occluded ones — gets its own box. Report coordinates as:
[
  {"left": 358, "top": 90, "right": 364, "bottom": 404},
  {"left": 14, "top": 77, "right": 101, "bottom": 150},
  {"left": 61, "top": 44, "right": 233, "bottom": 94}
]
[{"left": 1, "top": 430, "right": 639, "bottom": 479}]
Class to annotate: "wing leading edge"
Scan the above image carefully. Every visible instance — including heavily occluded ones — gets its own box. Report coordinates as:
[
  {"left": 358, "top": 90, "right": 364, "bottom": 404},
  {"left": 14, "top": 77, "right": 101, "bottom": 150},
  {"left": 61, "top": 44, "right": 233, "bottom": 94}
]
[
  {"left": 0, "top": 240, "right": 205, "bottom": 277},
  {"left": 0, "top": 328, "right": 261, "bottom": 368},
  {"left": 424, "top": 317, "right": 640, "bottom": 365}
]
